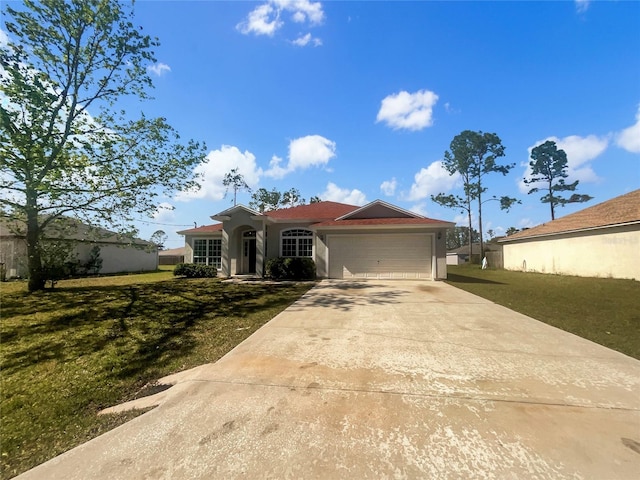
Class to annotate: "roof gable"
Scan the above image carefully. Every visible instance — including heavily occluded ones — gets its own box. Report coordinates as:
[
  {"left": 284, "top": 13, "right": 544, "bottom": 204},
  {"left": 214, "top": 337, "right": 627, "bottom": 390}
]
[
  {"left": 501, "top": 189, "right": 640, "bottom": 241},
  {"left": 212, "top": 204, "right": 260, "bottom": 218},
  {"left": 337, "top": 200, "right": 423, "bottom": 220}
]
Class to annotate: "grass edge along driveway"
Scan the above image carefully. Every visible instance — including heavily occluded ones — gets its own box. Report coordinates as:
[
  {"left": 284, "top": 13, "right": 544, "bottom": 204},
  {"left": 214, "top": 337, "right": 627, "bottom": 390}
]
[
  {"left": 1, "top": 272, "right": 314, "bottom": 479},
  {"left": 445, "top": 264, "right": 639, "bottom": 361}
]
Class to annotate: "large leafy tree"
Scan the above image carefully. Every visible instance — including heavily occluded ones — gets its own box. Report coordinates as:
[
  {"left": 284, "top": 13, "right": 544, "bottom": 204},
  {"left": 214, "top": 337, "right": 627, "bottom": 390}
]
[
  {"left": 433, "top": 130, "right": 518, "bottom": 260},
  {"left": 249, "top": 187, "right": 306, "bottom": 213},
  {"left": 1, "top": 0, "right": 206, "bottom": 291},
  {"left": 524, "top": 140, "right": 592, "bottom": 220},
  {"left": 445, "top": 226, "right": 480, "bottom": 250}
]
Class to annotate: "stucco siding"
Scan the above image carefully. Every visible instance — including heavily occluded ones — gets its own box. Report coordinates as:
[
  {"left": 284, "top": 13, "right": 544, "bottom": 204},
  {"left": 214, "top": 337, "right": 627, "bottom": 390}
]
[
  {"left": 503, "top": 225, "right": 639, "bottom": 280},
  {"left": 79, "top": 244, "right": 158, "bottom": 274}
]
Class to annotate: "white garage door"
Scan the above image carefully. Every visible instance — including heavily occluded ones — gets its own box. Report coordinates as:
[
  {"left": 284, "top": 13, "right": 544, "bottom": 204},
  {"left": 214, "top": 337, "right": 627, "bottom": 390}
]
[{"left": 328, "top": 234, "right": 432, "bottom": 279}]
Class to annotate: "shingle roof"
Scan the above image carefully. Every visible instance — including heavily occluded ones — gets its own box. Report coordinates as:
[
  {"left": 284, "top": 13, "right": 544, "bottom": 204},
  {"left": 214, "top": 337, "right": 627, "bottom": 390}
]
[
  {"left": 158, "top": 247, "right": 185, "bottom": 256},
  {"left": 177, "top": 223, "right": 223, "bottom": 235},
  {"left": 501, "top": 189, "right": 640, "bottom": 242},
  {"left": 265, "top": 201, "right": 358, "bottom": 220},
  {"left": 0, "top": 216, "right": 153, "bottom": 245},
  {"left": 179, "top": 200, "right": 452, "bottom": 235}
]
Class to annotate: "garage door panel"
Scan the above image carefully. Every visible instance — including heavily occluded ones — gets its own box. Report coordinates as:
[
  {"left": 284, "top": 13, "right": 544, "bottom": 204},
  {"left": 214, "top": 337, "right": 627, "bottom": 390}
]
[{"left": 329, "top": 234, "right": 432, "bottom": 279}]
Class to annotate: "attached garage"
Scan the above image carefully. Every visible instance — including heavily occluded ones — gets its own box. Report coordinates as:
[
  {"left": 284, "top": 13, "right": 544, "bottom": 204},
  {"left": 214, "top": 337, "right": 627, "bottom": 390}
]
[{"left": 328, "top": 233, "right": 433, "bottom": 279}]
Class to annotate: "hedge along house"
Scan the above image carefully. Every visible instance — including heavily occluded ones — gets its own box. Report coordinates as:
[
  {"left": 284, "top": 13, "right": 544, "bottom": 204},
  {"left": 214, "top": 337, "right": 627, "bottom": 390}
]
[
  {"left": 499, "top": 189, "right": 640, "bottom": 280},
  {"left": 177, "top": 200, "right": 454, "bottom": 280},
  {"left": 0, "top": 216, "right": 158, "bottom": 279}
]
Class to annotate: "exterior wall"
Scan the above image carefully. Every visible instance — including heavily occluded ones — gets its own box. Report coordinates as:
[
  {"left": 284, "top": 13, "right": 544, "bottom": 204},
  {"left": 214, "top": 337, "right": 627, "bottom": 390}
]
[
  {"left": 434, "top": 228, "right": 448, "bottom": 280},
  {"left": 446, "top": 253, "right": 463, "bottom": 265},
  {"left": 502, "top": 225, "right": 640, "bottom": 280},
  {"left": 0, "top": 238, "right": 28, "bottom": 278},
  {"left": 76, "top": 243, "right": 158, "bottom": 274},
  {"left": 265, "top": 222, "right": 325, "bottom": 277},
  {"left": 0, "top": 238, "right": 157, "bottom": 278}
]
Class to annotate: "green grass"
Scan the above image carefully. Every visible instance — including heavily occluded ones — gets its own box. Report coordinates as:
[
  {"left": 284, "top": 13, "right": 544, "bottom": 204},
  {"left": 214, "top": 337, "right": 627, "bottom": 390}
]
[
  {"left": 0, "top": 273, "right": 314, "bottom": 479},
  {"left": 446, "top": 264, "right": 640, "bottom": 360}
]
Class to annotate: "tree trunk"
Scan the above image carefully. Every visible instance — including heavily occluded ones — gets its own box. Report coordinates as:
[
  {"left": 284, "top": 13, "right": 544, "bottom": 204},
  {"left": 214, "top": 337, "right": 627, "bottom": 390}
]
[
  {"left": 26, "top": 209, "right": 45, "bottom": 292},
  {"left": 467, "top": 204, "right": 473, "bottom": 265}
]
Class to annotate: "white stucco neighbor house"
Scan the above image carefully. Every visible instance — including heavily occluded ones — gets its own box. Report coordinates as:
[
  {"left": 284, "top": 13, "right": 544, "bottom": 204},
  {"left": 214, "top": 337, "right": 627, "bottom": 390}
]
[
  {"left": 499, "top": 189, "right": 640, "bottom": 280},
  {"left": 177, "top": 200, "right": 454, "bottom": 280},
  {"left": 0, "top": 217, "right": 158, "bottom": 279}
]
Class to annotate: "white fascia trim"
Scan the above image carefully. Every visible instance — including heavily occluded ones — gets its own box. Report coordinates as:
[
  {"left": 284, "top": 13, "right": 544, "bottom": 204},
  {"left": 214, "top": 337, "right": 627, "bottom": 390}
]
[{"left": 312, "top": 223, "right": 449, "bottom": 232}]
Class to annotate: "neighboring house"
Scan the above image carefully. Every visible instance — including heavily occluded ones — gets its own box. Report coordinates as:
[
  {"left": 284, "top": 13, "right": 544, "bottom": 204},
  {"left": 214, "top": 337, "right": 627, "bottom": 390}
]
[
  {"left": 499, "top": 189, "right": 640, "bottom": 280},
  {"left": 158, "top": 247, "right": 185, "bottom": 265},
  {"left": 0, "top": 217, "right": 158, "bottom": 279},
  {"left": 178, "top": 200, "right": 454, "bottom": 280},
  {"left": 446, "top": 242, "right": 503, "bottom": 267}
]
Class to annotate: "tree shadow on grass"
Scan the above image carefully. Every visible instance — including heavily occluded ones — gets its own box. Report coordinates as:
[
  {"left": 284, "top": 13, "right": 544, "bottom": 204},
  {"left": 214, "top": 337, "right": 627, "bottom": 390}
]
[
  {"left": 446, "top": 273, "right": 506, "bottom": 285},
  {"left": 1, "top": 280, "right": 309, "bottom": 380}
]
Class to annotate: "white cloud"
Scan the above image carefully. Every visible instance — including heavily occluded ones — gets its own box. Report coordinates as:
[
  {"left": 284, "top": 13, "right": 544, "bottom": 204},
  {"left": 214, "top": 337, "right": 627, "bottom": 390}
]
[
  {"left": 575, "top": 0, "right": 590, "bottom": 14},
  {"left": 291, "top": 33, "right": 322, "bottom": 47},
  {"left": 518, "top": 218, "right": 535, "bottom": 228},
  {"left": 519, "top": 134, "right": 608, "bottom": 193},
  {"left": 153, "top": 202, "right": 176, "bottom": 223},
  {"left": 237, "top": 0, "right": 324, "bottom": 37},
  {"left": 407, "top": 160, "right": 460, "bottom": 201},
  {"left": 616, "top": 105, "right": 640, "bottom": 153},
  {"left": 265, "top": 134, "right": 336, "bottom": 178},
  {"left": 147, "top": 62, "right": 171, "bottom": 77},
  {"left": 376, "top": 89, "right": 439, "bottom": 131},
  {"left": 236, "top": 3, "right": 282, "bottom": 36},
  {"left": 380, "top": 178, "right": 397, "bottom": 196},
  {"left": 175, "top": 145, "right": 261, "bottom": 202},
  {"left": 320, "top": 182, "right": 367, "bottom": 206}
]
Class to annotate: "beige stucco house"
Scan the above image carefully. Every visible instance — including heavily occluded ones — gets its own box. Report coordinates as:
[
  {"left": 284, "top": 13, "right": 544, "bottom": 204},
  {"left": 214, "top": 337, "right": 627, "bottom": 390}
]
[
  {"left": 499, "top": 189, "right": 640, "bottom": 280},
  {"left": 178, "top": 200, "right": 453, "bottom": 280},
  {"left": 0, "top": 217, "right": 158, "bottom": 279}
]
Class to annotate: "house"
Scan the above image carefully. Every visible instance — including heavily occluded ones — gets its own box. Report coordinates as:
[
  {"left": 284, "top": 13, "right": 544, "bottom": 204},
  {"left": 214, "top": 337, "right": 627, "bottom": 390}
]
[
  {"left": 158, "top": 247, "right": 185, "bottom": 265},
  {"left": 499, "top": 189, "right": 640, "bottom": 280},
  {"left": 0, "top": 217, "right": 158, "bottom": 279},
  {"left": 177, "top": 200, "right": 454, "bottom": 280},
  {"left": 446, "top": 242, "right": 502, "bottom": 266}
]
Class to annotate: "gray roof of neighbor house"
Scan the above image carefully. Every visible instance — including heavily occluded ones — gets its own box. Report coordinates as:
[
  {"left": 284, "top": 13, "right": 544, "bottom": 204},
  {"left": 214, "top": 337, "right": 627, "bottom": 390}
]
[
  {"left": 0, "top": 216, "right": 153, "bottom": 246},
  {"left": 500, "top": 189, "right": 640, "bottom": 242},
  {"left": 158, "top": 247, "right": 186, "bottom": 257}
]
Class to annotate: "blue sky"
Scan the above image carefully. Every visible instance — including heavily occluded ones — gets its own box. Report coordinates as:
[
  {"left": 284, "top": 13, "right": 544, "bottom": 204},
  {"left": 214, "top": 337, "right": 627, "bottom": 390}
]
[{"left": 18, "top": 1, "right": 640, "bottom": 248}]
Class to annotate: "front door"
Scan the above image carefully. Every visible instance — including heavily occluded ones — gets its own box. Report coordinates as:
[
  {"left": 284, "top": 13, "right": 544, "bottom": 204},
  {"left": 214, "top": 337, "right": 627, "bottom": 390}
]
[{"left": 243, "top": 238, "right": 257, "bottom": 274}]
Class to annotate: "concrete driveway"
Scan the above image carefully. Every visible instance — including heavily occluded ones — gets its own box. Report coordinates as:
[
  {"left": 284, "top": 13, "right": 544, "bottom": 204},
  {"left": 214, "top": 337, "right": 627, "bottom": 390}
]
[{"left": 18, "top": 280, "right": 640, "bottom": 479}]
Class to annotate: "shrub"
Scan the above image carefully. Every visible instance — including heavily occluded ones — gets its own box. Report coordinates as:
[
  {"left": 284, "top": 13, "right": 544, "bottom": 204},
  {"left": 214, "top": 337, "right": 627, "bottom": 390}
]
[
  {"left": 266, "top": 257, "right": 316, "bottom": 280},
  {"left": 173, "top": 263, "right": 217, "bottom": 278}
]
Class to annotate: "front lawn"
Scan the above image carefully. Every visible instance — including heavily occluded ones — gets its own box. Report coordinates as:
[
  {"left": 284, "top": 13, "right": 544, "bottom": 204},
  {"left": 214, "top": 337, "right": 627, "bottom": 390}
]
[
  {"left": 446, "top": 264, "right": 640, "bottom": 360},
  {"left": 0, "top": 274, "right": 314, "bottom": 479}
]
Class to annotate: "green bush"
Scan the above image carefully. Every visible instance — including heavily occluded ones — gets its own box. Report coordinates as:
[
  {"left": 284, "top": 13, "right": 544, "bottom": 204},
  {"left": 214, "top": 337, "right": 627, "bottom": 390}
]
[
  {"left": 173, "top": 263, "right": 217, "bottom": 278},
  {"left": 265, "top": 257, "right": 316, "bottom": 280}
]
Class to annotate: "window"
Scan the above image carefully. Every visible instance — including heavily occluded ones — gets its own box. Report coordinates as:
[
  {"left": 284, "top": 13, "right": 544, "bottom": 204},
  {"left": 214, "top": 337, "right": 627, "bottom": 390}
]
[
  {"left": 281, "top": 229, "right": 313, "bottom": 257},
  {"left": 193, "top": 239, "right": 222, "bottom": 268}
]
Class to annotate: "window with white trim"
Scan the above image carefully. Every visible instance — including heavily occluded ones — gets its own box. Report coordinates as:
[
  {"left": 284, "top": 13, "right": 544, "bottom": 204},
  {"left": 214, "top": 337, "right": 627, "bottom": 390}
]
[
  {"left": 281, "top": 229, "right": 313, "bottom": 257},
  {"left": 193, "top": 238, "right": 222, "bottom": 268}
]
